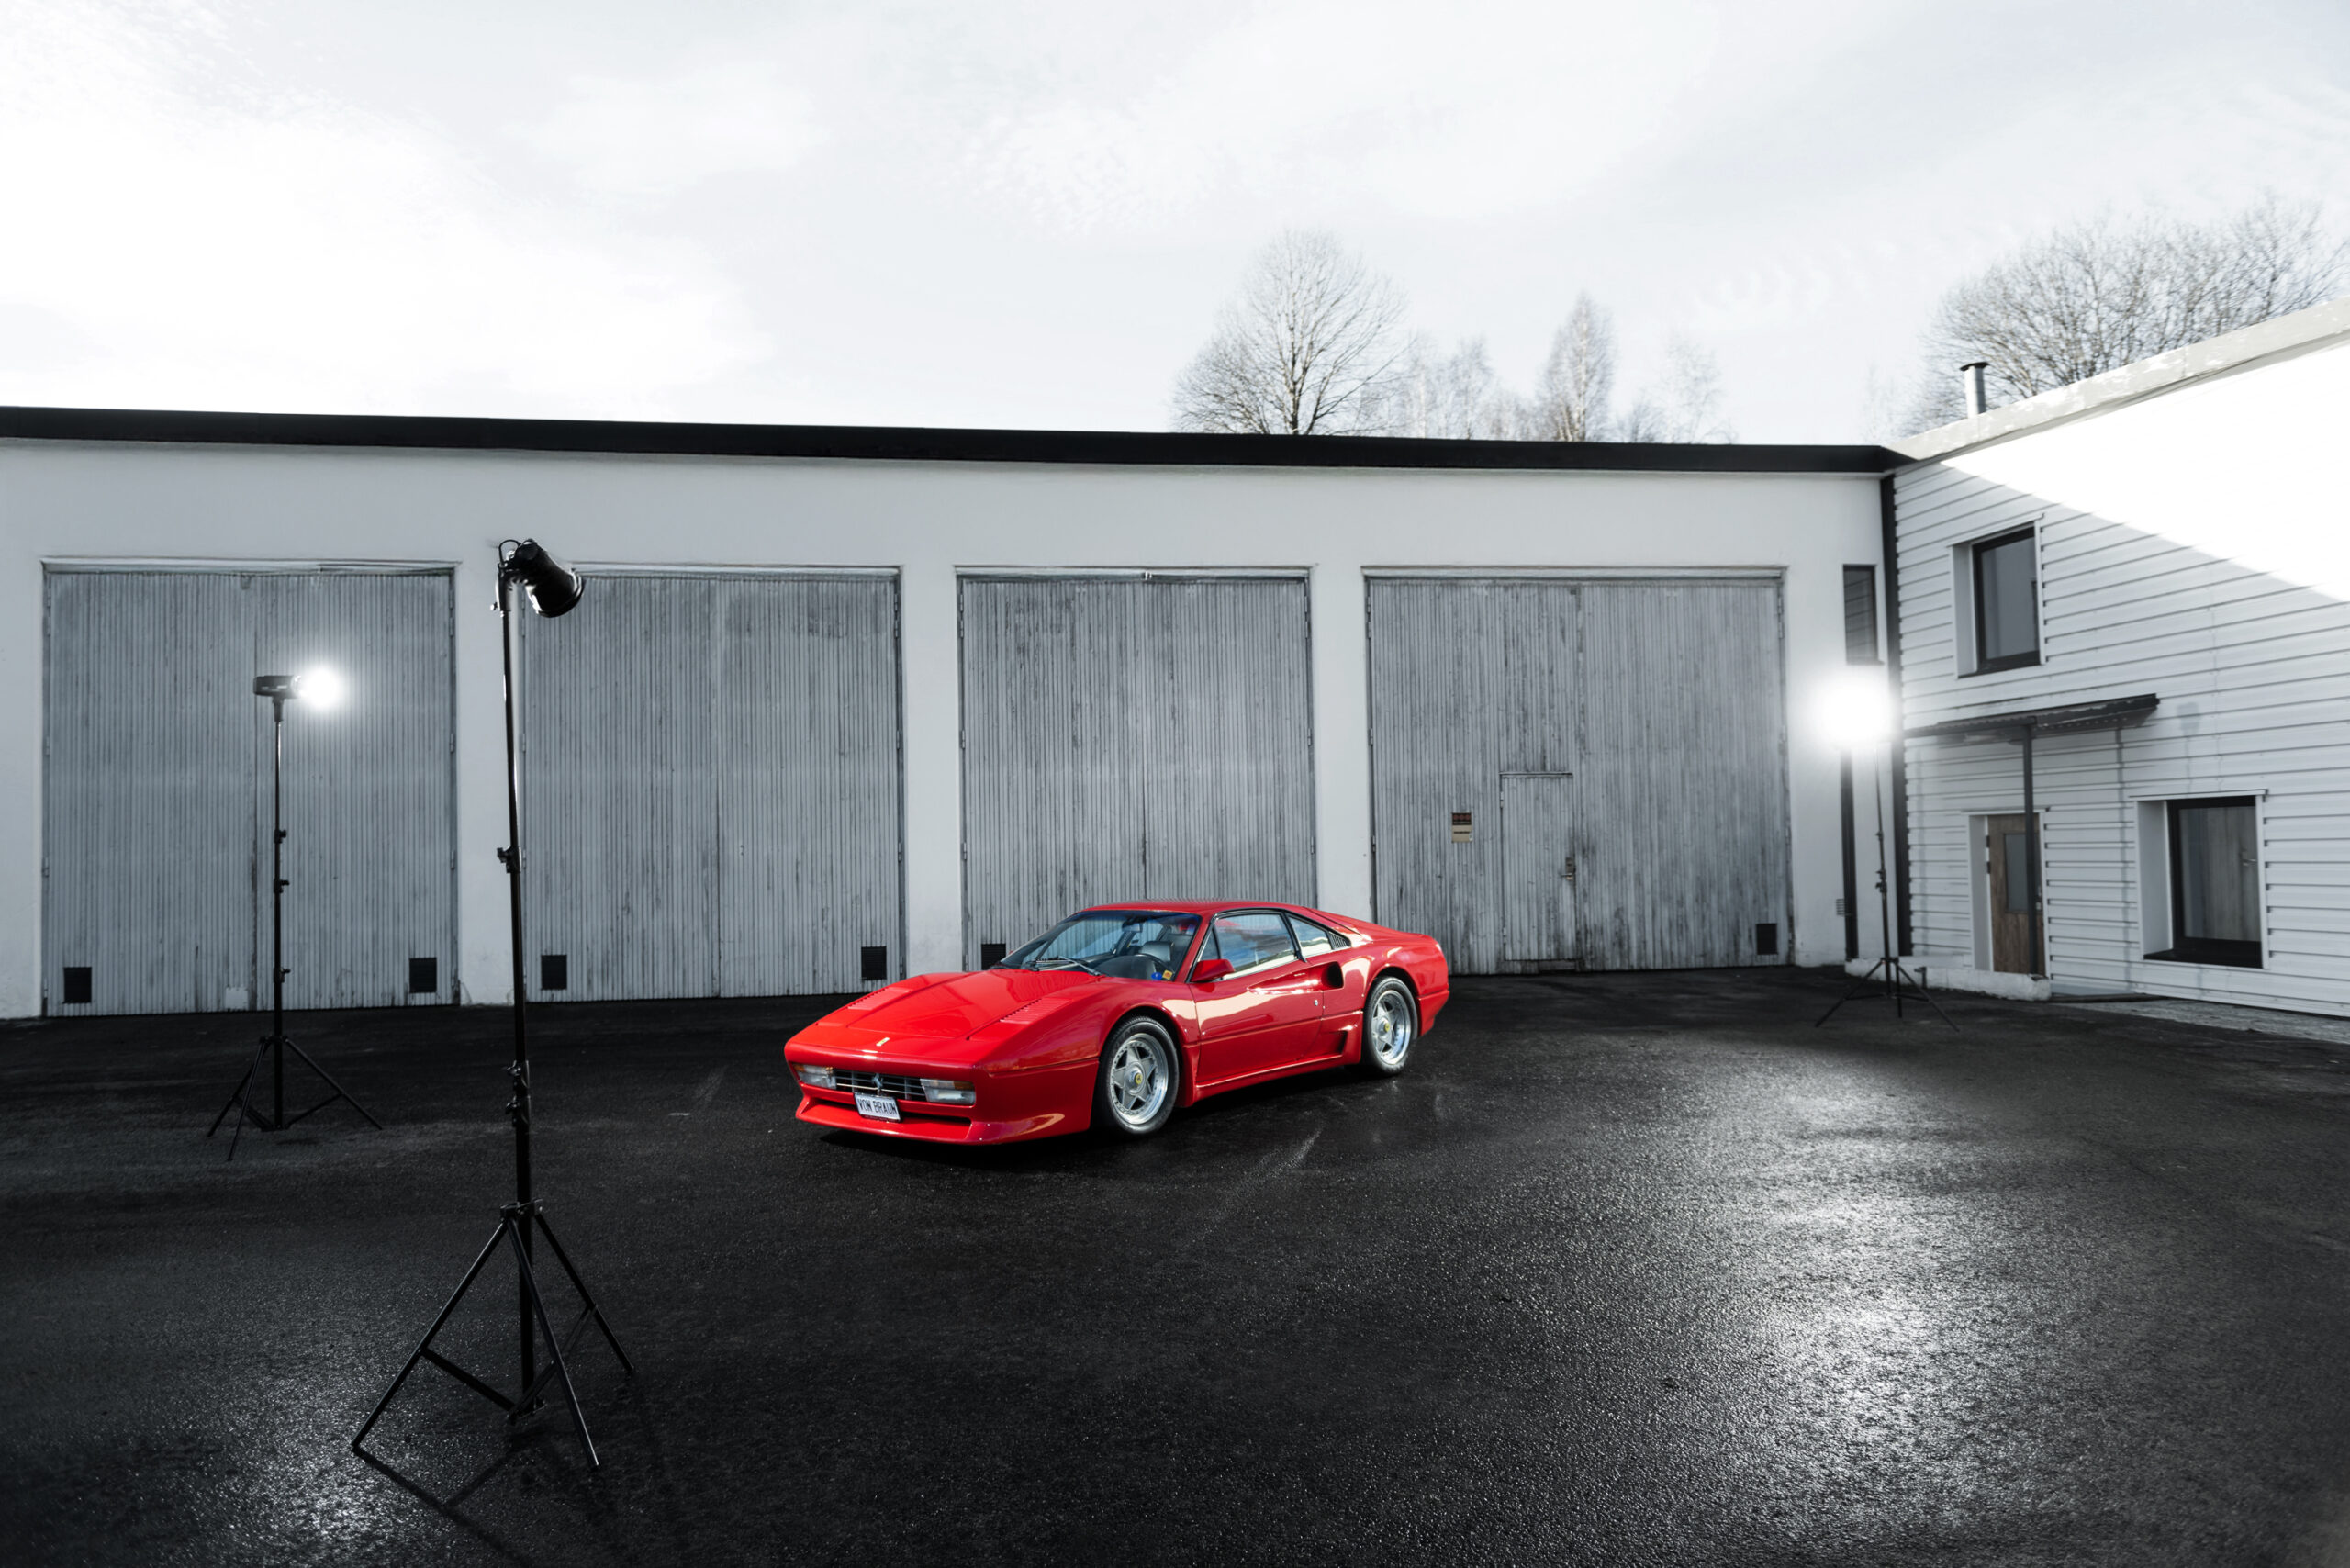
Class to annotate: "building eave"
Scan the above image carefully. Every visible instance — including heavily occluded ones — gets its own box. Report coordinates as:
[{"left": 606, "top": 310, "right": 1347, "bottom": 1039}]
[
  {"left": 0, "top": 405, "right": 1899, "bottom": 476},
  {"left": 1890, "top": 295, "right": 2350, "bottom": 466}
]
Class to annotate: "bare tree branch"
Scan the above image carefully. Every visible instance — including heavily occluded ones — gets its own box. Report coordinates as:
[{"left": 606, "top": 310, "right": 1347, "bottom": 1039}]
[
  {"left": 1171, "top": 230, "right": 1409, "bottom": 434},
  {"left": 1908, "top": 196, "right": 2346, "bottom": 431}
]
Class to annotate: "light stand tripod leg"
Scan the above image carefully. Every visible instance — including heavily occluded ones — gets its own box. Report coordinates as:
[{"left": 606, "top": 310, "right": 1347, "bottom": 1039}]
[
  {"left": 207, "top": 1036, "right": 274, "bottom": 1138},
  {"left": 278, "top": 1037, "right": 385, "bottom": 1129},
  {"left": 352, "top": 1219, "right": 511, "bottom": 1454},
  {"left": 503, "top": 1217, "right": 599, "bottom": 1466},
  {"left": 531, "top": 1212, "right": 635, "bottom": 1374}
]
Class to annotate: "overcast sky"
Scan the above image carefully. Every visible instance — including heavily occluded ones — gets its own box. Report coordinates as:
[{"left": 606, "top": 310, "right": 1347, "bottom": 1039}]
[{"left": 4, "top": 0, "right": 2346, "bottom": 442}]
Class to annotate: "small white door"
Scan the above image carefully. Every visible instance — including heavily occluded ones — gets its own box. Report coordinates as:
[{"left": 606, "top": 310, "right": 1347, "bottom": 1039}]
[{"left": 1502, "top": 772, "right": 1576, "bottom": 964}]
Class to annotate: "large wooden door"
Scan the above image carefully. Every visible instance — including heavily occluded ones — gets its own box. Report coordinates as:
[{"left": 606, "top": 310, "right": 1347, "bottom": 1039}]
[{"left": 1986, "top": 813, "right": 2037, "bottom": 973}]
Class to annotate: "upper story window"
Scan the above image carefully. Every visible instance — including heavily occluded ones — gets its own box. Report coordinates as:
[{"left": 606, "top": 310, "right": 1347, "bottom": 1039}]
[
  {"left": 1971, "top": 529, "right": 2040, "bottom": 673},
  {"left": 1841, "top": 566, "right": 1880, "bottom": 664}
]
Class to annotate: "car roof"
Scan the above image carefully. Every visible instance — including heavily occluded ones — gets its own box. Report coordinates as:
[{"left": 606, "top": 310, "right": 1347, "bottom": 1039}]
[{"left": 1081, "top": 900, "right": 1353, "bottom": 923}]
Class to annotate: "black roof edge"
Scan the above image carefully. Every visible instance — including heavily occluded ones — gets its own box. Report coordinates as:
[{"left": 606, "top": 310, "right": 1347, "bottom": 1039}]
[{"left": 0, "top": 405, "right": 1900, "bottom": 475}]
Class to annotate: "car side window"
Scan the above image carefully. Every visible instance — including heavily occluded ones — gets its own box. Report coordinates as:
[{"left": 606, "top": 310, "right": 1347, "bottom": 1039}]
[
  {"left": 1210, "top": 911, "right": 1299, "bottom": 976},
  {"left": 1286, "top": 914, "right": 1336, "bottom": 958}
]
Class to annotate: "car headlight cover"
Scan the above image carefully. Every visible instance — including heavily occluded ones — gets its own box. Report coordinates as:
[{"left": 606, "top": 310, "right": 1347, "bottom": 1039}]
[
  {"left": 794, "top": 1063, "right": 836, "bottom": 1090},
  {"left": 921, "top": 1078, "right": 976, "bottom": 1105}
]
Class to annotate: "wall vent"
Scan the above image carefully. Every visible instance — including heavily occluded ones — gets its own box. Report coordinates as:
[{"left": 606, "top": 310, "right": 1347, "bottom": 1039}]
[
  {"left": 980, "top": 942, "right": 1007, "bottom": 969},
  {"left": 61, "top": 966, "right": 91, "bottom": 1005},
  {"left": 539, "top": 954, "right": 568, "bottom": 991},
  {"left": 408, "top": 957, "right": 438, "bottom": 995},
  {"left": 860, "top": 946, "right": 888, "bottom": 982},
  {"left": 1754, "top": 923, "right": 1779, "bottom": 957}
]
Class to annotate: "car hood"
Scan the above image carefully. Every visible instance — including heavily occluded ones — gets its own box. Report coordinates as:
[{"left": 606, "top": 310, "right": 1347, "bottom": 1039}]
[{"left": 844, "top": 968, "right": 1095, "bottom": 1039}]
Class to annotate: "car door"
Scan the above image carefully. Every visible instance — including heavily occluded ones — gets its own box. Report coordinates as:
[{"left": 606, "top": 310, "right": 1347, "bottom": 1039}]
[
  {"left": 1192, "top": 910, "right": 1325, "bottom": 1083},
  {"left": 1286, "top": 912, "right": 1362, "bottom": 1058}
]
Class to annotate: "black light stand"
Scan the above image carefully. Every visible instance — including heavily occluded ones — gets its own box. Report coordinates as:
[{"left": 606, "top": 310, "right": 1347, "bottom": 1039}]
[
  {"left": 207, "top": 674, "right": 382, "bottom": 1159},
  {"left": 355, "top": 540, "right": 632, "bottom": 1468},
  {"left": 1818, "top": 736, "right": 1957, "bottom": 1031}
]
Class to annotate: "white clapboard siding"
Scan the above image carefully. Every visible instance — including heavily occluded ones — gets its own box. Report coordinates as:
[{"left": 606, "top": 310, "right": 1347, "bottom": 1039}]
[{"left": 1894, "top": 446, "right": 2350, "bottom": 1014}]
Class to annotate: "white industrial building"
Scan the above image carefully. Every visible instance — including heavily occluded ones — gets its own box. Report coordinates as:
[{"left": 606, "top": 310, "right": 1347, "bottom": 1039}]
[
  {"left": 0, "top": 417, "right": 1892, "bottom": 1018},
  {"left": 1886, "top": 297, "right": 2350, "bottom": 1014}
]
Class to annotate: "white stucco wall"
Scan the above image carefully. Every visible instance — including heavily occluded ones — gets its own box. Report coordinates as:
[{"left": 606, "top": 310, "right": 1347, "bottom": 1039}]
[{"left": 0, "top": 438, "right": 1883, "bottom": 1016}]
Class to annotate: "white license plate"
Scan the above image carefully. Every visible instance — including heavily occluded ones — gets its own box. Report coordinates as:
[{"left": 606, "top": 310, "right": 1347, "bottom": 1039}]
[{"left": 853, "top": 1092, "right": 901, "bottom": 1122}]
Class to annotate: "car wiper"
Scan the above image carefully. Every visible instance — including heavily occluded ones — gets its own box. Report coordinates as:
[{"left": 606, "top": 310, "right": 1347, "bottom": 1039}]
[{"left": 1034, "top": 957, "right": 1100, "bottom": 974}]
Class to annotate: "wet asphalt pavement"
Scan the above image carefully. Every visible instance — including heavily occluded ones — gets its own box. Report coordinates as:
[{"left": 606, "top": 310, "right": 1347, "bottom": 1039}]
[{"left": 8, "top": 970, "right": 2350, "bottom": 1565}]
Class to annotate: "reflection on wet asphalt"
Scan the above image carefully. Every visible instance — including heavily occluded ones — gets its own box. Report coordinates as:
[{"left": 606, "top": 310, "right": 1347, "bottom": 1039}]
[{"left": 8, "top": 969, "right": 2350, "bottom": 1564}]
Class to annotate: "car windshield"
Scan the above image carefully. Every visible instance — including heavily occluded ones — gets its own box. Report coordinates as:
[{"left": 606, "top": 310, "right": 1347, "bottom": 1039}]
[{"left": 999, "top": 910, "right": 1202, "bottom": 980}]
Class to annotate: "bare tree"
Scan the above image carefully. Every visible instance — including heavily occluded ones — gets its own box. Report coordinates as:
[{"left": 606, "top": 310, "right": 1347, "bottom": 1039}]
[
  {"left": 1527, "top": 293, "right": 1615, "bottom": 441},
  {"left": 1909, "top": 197, "right": 2345, "bottom": 428},
  {"left": 1371, "top": 334, "right": 1523, "bottom": 438},
  {"left": 1172, "top": 230, "right": 1409, "bottom": 434}
]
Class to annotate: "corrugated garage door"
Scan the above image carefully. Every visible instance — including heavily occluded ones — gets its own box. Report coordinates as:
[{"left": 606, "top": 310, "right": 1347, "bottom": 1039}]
[
  {"left": 520, "top": 572, "right": 901, "bottom": 1001},
  {"left": 1368, "top": 576, "right": 1787, "bottom": 973},
  {"left": 959, "top": 575, "right": 1315, "bottom": 968},
  {"left": 43, "top": 566, "right": 455, "bottom": 1015}
]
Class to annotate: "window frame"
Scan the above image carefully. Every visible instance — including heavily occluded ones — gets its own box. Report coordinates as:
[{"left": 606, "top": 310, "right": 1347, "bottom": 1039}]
[
  {"left": 1198, "top": 909, "right": 1303, "bottom": 980},
  {"left": 1969, "top": 527, "right": 2042, "bottom": 675},
  {"left": 2148, "top": 796, "right": 2264, "bottom": 969},
  {"left": 1841, "top": 564, "right": 1881, "bottom": 666}
]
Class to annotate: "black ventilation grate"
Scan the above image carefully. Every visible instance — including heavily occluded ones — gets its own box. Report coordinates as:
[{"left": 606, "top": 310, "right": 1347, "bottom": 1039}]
[
  {"left": 408, "top": 957, "right": 438, "bottom": 995},
  {"left": 61, "top": 967, "right": 91, "bottom": 1005},
  {"left": 861, "top": 946, "right": 888, "bottom": 982},
  {"left": 540, "top": 954, "right": 568, "bottom": 991}
]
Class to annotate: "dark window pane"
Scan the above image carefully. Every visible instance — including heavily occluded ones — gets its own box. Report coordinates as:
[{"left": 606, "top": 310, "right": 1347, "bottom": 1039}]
[
  {"left": 1211, "top": 912, "right": 1299, "bottom": 974},
  {"left": 540, "top": 954, "right": 568, "bottom": 991},
  {"left": 408, "top": 957, "right": 438, "bottom": 994},
  {"left": 2002, "top": 833, "right": 2031, "bottom": 912},
  {"left": 860, "top": 946, "right": 888, "bottom": 982},
  {"left": 1842, "top": 566, "right": 1879, "bottom": 664},
  {"left": 2177, "top": 802, "right": 2260, "bottom": 944},
  {"left": 1975, "top": 533, "right": 2038, "bottom": 664}
]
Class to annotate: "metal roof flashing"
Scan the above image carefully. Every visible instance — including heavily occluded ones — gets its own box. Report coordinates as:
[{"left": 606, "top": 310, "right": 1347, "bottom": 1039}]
[
  {"left": 1890, "top": 295, "right": 2350, "bottom": 466},
  {"left": 0, "top": 407, "right": 1899, "bottom": 476}
]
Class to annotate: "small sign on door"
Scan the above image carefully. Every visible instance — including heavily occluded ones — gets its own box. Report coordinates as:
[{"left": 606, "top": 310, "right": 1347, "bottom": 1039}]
[{"left": 1450, "top": 812, "right": 1473, "bottom": 843}]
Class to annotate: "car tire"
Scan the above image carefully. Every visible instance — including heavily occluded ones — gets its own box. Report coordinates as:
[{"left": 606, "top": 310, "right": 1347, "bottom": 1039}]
[
  {"left": 1357, "top": 977, "right": 1417, "bottom": 1077},
  {"left": 1095, "top": 1015, "right": 1180, "bottom": 1137}
]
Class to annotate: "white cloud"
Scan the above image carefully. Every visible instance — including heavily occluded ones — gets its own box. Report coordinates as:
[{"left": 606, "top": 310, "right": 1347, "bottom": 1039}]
[
  {"left": 0, "top": 0, "right": 767, "bottom": 416},
  {"left": 523, "top": 62, "right": 823, "bottom": 196}
]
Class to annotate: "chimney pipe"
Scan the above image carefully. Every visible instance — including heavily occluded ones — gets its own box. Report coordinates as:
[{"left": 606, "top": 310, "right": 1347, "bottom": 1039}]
[{"left": 1961, "top": 361, "right": 1989, "bottom": 418}]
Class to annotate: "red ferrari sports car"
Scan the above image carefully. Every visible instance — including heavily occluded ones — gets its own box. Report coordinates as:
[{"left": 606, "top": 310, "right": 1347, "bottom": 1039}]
[{"left": 786, "top": 902, "right": 1449, "bottom": 1144}]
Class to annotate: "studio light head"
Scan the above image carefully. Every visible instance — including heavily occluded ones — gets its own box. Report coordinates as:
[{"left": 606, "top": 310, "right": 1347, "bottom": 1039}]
[
  {"left": 252, "top": 667, "right": 347, "bottom": 709},
  {"left": 503, "top": 539, "right": 586, "bottom": 618}
]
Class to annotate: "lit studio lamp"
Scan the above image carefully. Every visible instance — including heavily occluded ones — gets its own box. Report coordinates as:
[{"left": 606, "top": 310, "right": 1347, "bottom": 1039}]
[
  {"left": 354, "top": 539, "right": 633, "bottom": 1468},
  {"left": 207, "top": 665, "right": 384, "bottom": 1158},
  {"left": 1814, "top": 668, "right": 1956, "bottom": 1029}
]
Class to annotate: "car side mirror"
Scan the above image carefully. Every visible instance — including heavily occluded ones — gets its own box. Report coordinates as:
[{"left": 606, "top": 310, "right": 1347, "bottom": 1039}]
[{"left": 1192, "top": 958, "right": 1234, "bottom": 985}]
